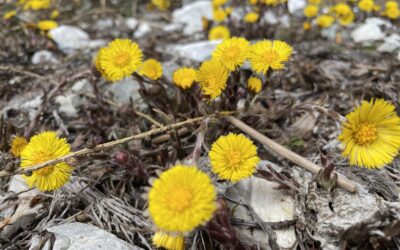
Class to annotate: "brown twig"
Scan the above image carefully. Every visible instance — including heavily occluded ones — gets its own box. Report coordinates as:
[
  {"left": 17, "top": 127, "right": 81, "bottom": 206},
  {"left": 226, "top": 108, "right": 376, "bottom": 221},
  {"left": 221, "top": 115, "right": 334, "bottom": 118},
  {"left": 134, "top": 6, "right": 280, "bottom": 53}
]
[
  {"left": 226, "top": 116, "right": 357, "bottom": 193},
  {"left": 0, "top": 112, "right": 234, "bottom": 178}
]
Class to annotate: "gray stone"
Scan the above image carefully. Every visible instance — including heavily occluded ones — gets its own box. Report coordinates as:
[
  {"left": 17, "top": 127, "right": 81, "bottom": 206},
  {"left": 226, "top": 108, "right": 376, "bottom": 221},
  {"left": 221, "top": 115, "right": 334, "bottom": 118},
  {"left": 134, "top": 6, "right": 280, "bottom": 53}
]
[
  {"left": 55, "top": 94, "right": 81, "bottom": 117},
  {"left": 226, "top": 163, "right": 297, "bottom": 249},
  {"left": 31, "top": 50, "right": 59, "bottom": 64},
  {"left": 134, "top": 22, "right": 151, "bottom": 38},
  {"left": 45, "top": 222, "right": 141, "bottom": 250},
  {"left": 377, "top": 34, "right": 400, "bottom": 52},
  {"left": 288, "top": 0, "right": 306, "bottom": 15},
  {"left": 351, "top": 23, "right": 385, "bottom": 43},
  {"left": 170, "top": 40, "right": 221, "bottom": 62},
  {"left": 126, "top": 18, "right": 139, "bottom": 30},
  {"left": 49, "top": 25, "right": 106, "bottom": 54},
  {"left": 104, "top": 77, "right": 141, "bottom": 104},
  {"left": 172, "top": 1, "right": 213, "bottom": 35}
]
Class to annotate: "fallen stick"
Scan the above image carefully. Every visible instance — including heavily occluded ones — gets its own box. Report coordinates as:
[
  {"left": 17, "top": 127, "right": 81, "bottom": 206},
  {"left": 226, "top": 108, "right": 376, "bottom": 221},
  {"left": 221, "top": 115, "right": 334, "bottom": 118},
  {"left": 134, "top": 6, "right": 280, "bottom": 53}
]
[{"left": 226, "top": 116, "right": 357, "bottom": 193}]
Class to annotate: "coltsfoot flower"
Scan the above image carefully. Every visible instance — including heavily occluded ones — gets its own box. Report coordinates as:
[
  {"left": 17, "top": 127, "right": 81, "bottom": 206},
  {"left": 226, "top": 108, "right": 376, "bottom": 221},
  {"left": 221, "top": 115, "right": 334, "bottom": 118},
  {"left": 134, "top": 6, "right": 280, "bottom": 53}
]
[
  {"left": 249, "top": 40, "right": 293, "bottom": 74},
  {"left": 10, "top": 136, "right": 28, "bottom": 157},
  {"left": 172, "top": 67, "right": 197, "bottom": 89},
  {"left": 153, "top": 231, "right": 185, "bottom": 250},
  {"left": 197, "top": 59, "right": 229, "bottom": 99},
  {"left": 304, "top": 5, "right": 319, "bottom": 17},
  {"left": 208, "top": 25, "right": 230, "bottom": 40},
  {"left": 148, "top": 165, "right": 216, "bottom": 233},
  {"left": 247, "top": 76, "right": 262, "bottom": 93},
  {"left": 338, "top": 99, "right": 400, "bottom": 168},
  {"left": 212, "top": 37, "right": 250, "bottom": 71},
  {"left": 20, "top": 131, "right": 73, "bottom": 191},
  {"left": 95, "top": 39, "right": 143, "bottom": 82},
  {"left": 37, "top": 20, "right": 58, "bottom": 31},
  {"left": 138, "top": 58, "right": 163, "bottom": 80},
  {"left": 244, "top": 12, "right": 260, "bottom": 23},
  {"left": 209, "top": 133, "right": 260, "bottom": 182}
]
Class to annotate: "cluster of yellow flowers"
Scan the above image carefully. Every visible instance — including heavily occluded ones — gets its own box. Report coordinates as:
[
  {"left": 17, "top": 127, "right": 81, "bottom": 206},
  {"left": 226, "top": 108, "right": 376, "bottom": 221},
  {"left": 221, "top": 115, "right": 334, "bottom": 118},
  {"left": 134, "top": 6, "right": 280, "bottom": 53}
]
[
  {"left": 207, "top": 0, "right": 288, "bottom": 40},
  {"left": 149, "top": 132, "right": 260, "bottom": 250},
  {"left": 3, "top": 0, "right": 60, "bottom": 33},
  {"left": 10, "top": 131, "right": 73, "bottom": 191},
  {"left": 303, "top": 0, "right": 399, "bottom": 30},
  {"left": 195, "top": 37, "right": 292, "bottom": 98},
  {"left": 94, "top": 39, "right": 163, "bottom": 82}
]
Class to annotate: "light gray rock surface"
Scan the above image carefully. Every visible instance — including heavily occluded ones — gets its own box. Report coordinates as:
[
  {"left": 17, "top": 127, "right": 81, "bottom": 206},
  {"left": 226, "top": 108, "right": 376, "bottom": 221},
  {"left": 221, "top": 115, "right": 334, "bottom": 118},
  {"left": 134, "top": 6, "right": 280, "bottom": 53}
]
[
  {"left": 172, "top": 1, "right": 212, "bottom": 35},
  {"left": 105, "top": 77, "right": 141, "bottom": 104},
  {"left": 49, "top": 25, "right": 105, "bottom": 54},
  {"left": 170, "top": 40, "right": 221, "bottom": 62},
  {"left": 45, "top": 222, "right": 142, "bottom": 250},
  {"left": 31, "top": 50, "right": 59, "bottom": 64},
  {"left": 351, "top": 23, "right": 385, "bottom": 43}
]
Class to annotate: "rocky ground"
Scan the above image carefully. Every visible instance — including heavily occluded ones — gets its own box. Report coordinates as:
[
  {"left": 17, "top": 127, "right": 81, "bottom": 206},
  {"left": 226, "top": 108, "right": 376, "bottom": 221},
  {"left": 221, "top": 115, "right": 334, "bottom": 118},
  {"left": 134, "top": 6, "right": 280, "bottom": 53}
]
[{"left": 0, "top": 0, "right": 400, "bottom": 249}]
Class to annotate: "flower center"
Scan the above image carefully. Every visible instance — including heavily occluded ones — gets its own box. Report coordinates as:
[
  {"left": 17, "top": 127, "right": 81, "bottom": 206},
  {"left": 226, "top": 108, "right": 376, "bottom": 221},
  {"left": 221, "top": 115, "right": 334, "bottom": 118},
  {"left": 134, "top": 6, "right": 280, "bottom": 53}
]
[
  {"left": 32, "top": 152, "right": 55, "bottom": 176},
  {"left": 355, "top": 123, "right": 378, "bottom": 145},
  {"left": 167, "top": 187, "right": 193, "bottom": 212},
  {"left": 226, "top": 150, "right": 242, "bottom": 168},
  {"left": 262, "top": 50, "right": 279, "bottom": 64},
  {"left": 114, "top": 53, "right": 131, "bottom": 67},
  {"left": 225, "top": 47, "right": 240, "bottom": 60}
]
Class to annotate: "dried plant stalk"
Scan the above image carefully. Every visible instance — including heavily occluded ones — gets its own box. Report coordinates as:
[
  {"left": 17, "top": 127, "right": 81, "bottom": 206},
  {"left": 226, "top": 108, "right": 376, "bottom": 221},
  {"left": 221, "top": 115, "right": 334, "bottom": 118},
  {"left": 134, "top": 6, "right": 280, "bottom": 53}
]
[{"left": 226, "top": 116, "right": 357, "bottom": 193}]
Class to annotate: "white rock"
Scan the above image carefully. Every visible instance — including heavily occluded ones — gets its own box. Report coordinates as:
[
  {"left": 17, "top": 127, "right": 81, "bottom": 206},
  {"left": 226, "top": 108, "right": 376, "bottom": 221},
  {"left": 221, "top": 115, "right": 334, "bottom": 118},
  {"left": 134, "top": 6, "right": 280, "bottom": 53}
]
[
  {"left": 227, "top": 174, "right": 297, "bottom": 249},
  {"left": 321, "top": 24, "right": 338, "bottom": 41},
  {"left": 21, "top": 95, "right": 42, "bottom": 120},
  {"left": 105, "top": 78, "right": 140, "bottom": 104},
  {"left": 134, "top": 22, "right": 151, "bottom": 38},
  {"left": 170, "top": 40, "right": 221, "bottom": 62},
  {"left": 31, "top": 50, "right": 58, "bottom": 64},
  {"left": 49, "top": 25, "right": 106, "bottom": 54},
  {"left": 1, "top": 176, "right": 43, "bottom": 239},
  {"left": 172, "top": 1, "right": 213, "bottom": 35},
  {"left": 45, "top": 222, "right": 141, "bottom": 250},
  {"left": 94, "top": 18, "right": 113, "bottom": 29},
  {"left": 278, "top": 14, "right": 291, "bottom": 28},
  {"left": 287, "top": 0, "right": 306, "bottom": 15},
  {"left": 365, "top": 17, "right": 393, "bottom": 28},
  {"left": 351, "top": 23, "right": 385, "bottom": 43},
  {"left": 71, "top": 79, "right": 92, "bottom": 93},
  {"left": 125, "top": 18, "right": 139, "bottom": 30},
  {"left": 377, "top": 34, "right": 400, "bottom": 52},
  {"left": 55, "top": 94, "right": 81, "bottom": 117},
  {"left": 263, "top": 11, "right": 278, "bottom": 25}
]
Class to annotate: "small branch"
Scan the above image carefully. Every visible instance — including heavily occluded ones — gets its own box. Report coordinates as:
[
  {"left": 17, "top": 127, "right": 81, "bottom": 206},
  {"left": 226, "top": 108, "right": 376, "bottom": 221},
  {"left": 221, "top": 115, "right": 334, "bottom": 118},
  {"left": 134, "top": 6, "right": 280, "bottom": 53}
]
[
  {"left": 0, "top": 112, "right": 234, "bottom": 178},
  {"left": 226, "top": 116, "right": 357, "bottom": 193}
]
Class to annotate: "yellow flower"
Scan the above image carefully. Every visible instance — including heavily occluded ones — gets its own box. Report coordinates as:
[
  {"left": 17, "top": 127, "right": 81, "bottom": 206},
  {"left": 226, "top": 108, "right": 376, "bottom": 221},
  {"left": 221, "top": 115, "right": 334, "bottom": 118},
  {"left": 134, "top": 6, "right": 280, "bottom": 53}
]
[
  {"left": 37, "top": 20, "right": 58, "bottom": 31},
  {"left": 23, "top": 0, "right": 51, "bottom": 10},
  {"left": 20, "top": 131, "right": 73, "bottom": 191},
  {"left": 304, "top": 5, "right": 319, "bottom": 18},
  {"left": 248, "top": 40, "right": 293, "bottom": 74},
  {"left": 338, "top": 99, "right": 400, "bottom": 168},
  {"left": 385, "top": 1, "right": 398, "bottom": 10},
  {"left": 138, "top": 58, "right": 163, "bottom": 80},
  {"left": 225, "top": 7, "right": 233, "bottom": 15},
  {"left": 212, "top": 37, "right": 250, "bottom": 71},
  {"left": 249, "top": 0, "right": 258, "bottom": 4},
  {"left": 172, "top": 67, "right": 197, "bottom": 89},
  {"left": 303, "top": 21, "right": 311, "bottom": 30},
  {"left": 50, "top": 9, "right": 59, "bottom": 19},
  {"left": 316, "top": 14, "right": 335, "bottom": 28},
  {"left": 247, "top": 76, "right": 262, "bottom": 93},
  {"left": 308, "top": 0, "right": 321, "bottom": 5},
  {"left": 338, "top": 11, "right": 355, "bottom": 25},
  {"left": 96, "top": 39, "right": 143, "bottom": 82},
  {"left": 263, "top": 0, "right": 279, "bottom": 5},
  {"left": 3, "top": 10, "right": 17, "bottom": 20},
  {"left": 148, "top": 165, "right": 216, "bottom": 233},
  {"left": 208, "top": 25, "right": 231, "bottom": 40},
  {"left": 152, "top": 0, "right": 170, "bottom": 11},
  {"left": 153, "top": 232, "right": 184, "bottom": 250},
  {"left": 10, "top": 136, "right": 28, "bottom": 157},
  {"left": 212, "top": 0, "right": 228, "bottom": 7},
  {"left": 358, "top": 0, "right": 375, "bottom": 12},
  {"left": 213, "top": 8, "right": 227, "bottom": 22},
  {"left": 244, "top": 12, "right": 260, "bottom": 23},
  {"left": 197, "top": 59, "right": 229, "bottom": 99},
  {"left": 333, "top": 3, "right": 352, "bottom": 16},
  {"left": 209, "top": 133, "right": 260, "bottom": 182}
]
